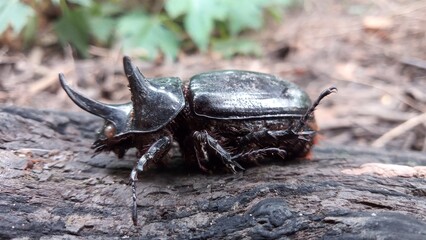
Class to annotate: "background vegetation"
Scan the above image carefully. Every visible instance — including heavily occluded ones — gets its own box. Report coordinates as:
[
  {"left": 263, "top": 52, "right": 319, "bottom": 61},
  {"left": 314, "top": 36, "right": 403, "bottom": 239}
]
[{"left": 0, "top": 0, "right": 296, "bottom": 60}]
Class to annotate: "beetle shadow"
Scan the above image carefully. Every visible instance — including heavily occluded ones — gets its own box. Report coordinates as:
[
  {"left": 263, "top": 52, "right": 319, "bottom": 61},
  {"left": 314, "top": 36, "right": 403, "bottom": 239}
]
[
  {"left": 82, "top": 148, "right": 322, "bottom": 182},
  {"left": 239, "top": 156, "right": 310, "bottom": 169},
  {"left": 84, "top": 150, "right": 213, "bottom": 180}
]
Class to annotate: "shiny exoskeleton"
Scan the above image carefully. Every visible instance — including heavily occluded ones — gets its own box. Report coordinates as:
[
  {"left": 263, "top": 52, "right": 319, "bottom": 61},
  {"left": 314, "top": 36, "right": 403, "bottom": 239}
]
[{"left": 59, "top": 56, "right": 336, "bottom": 226}]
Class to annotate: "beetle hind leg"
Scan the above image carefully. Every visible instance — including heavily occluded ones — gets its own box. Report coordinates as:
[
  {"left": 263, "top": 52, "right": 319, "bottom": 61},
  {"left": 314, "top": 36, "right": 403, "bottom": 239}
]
[
  {"left": 193, "top": 130, "right": 244, "bottom": 173},
  {"left": 235, "top": 129, "right": 315, "bottom": 163},
  {"left": 291, "top": 87, "right": 337, "bottom": 133},
  {"left": 238, "top": 129, "right": 316, "bottom": 146},
  {"left": 232, "top": 148, "right": 287, "bottom": 163}
]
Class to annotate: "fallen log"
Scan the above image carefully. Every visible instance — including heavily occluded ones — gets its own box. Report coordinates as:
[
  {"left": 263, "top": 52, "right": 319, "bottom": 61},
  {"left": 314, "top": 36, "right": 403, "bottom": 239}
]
[{"left": 1, "top": 106, "right": 425, "bottom": 239}]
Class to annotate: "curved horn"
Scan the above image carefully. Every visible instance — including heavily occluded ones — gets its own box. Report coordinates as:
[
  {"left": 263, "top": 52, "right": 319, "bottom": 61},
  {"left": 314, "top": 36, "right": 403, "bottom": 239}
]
[
  {"left": 123, "top": 56, "right": 146, "bottom": 80},
  {"left": 123, "top": 56, "right": 151, "bottom": 122},
  {"left": 59, "top": 73, "right": 128, "bottom": 128}
]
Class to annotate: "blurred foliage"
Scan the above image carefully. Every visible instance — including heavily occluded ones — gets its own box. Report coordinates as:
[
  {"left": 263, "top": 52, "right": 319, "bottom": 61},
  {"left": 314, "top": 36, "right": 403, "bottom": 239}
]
[{"left": 0, "top": 0, "right": 296, "bottom": 60}]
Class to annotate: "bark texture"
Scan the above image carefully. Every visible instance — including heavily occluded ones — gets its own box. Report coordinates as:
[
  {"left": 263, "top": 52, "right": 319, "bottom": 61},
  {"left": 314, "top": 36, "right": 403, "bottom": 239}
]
[{"left": 1, "top": 107, "right": 426, "bottom": 239}]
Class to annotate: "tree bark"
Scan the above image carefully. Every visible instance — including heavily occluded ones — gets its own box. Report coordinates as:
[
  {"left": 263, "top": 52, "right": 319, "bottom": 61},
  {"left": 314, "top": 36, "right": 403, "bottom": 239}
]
[{"left": 1, "top": 106, "right": 426, "bottom": 239}]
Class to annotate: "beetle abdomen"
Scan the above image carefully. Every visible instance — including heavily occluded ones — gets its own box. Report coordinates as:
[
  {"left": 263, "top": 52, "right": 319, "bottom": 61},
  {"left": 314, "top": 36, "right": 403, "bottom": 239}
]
[{"left": 189, "top": 71, "right": 311, "bottom": 120}]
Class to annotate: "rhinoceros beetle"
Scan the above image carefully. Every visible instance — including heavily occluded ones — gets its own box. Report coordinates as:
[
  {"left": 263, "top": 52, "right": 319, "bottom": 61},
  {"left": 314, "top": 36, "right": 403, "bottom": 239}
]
[{"left": 59, "top": 56, "right": 336, "bottom": 226}]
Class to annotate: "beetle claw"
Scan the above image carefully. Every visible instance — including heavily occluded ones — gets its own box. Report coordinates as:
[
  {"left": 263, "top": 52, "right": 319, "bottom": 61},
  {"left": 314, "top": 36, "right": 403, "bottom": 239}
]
[
  {"left": 225, "top": 159, "right": 245, "bottom": 173},
  {"left": 266, "top": 130, "right": 279, "bottom": 140},
  {"left": 233, "top": 161, "right": 245, "bottom": 171},
  {"left": 228, "top": 164, "right": 237, "bottom": 173}
]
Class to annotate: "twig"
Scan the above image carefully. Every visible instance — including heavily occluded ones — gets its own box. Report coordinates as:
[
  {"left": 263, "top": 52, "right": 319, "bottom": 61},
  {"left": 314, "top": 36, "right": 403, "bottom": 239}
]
[
  {"left": 422, "top": 136, "right": 426, "bottom": 152},
  {"left": 28, "top": 65, "right": 73, "bottom": 95},
  {"left": 315, "top": 69, "right": 426, "bottom": 113},
  {"left": 388, "top": 1, "right": 426, "bottom": 17},
  {"left": 400, "top": 57, "right": 426, "bottom": 71},
  {"left": 372, "top": 112, "right": 426, "bottom": 148}
]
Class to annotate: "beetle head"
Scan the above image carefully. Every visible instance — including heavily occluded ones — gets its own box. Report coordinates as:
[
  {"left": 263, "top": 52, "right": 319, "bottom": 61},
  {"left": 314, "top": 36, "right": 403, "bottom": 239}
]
[{"left": 59, "top": 57, "right": 185, "bottom": 152}]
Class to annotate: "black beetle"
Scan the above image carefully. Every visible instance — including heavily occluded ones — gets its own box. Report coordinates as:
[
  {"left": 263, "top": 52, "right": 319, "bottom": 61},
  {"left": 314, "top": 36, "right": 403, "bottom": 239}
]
[{"left": 59, "top": 56, "right": 336, "bottom": 226}]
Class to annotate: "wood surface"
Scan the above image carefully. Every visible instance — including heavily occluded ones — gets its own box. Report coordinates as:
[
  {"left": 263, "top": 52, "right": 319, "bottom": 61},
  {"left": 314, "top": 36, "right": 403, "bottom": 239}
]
[{"left": 1, "top": 107, "right": 426, "bottom": 239}]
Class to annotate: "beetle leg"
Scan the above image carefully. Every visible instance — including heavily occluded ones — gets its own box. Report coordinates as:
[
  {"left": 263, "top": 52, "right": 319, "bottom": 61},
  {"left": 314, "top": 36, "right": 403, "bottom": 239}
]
[
  {"left": 193, "top": 130, "right": 244, "bottom": 173},
  {"left": 232, "top": 148, "right": 287, "bottom": 162},
  {"left": 238, "top": 128, "right": 271, "bottom": 144},
  {"left": 238, "top": 129, "right": 315, "bottom": 146},
  {"left": 291, "top": 87, "right": 337, "bottom": 133},
  {"left": 193, "top": 131, "right": 210, "bottom": 172},
  {"left": 267, "top": 130, "right": 315, "bottom": 140},
  {"left": 130, "top": 136, "right": 172, "bottom": 226}
]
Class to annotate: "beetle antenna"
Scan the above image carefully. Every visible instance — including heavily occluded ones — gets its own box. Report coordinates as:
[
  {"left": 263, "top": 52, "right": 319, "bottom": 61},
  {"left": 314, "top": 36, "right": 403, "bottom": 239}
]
[{"left": 291, "top": 87, "right": 337, "bottom": 133}]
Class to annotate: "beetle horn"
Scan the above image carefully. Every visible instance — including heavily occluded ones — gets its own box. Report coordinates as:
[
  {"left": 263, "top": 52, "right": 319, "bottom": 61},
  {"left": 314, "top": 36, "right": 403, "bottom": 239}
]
[
  {"left": 123, "top": 56, "right": 151, "bottom": 122},
  {"left": 59, "top": 73, "right": 128, "bottom": 128}
]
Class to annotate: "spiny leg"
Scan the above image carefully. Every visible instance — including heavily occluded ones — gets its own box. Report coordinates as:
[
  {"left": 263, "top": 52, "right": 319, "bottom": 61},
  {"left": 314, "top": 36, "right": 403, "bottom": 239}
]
[
  {"left": 232, "top": 148, "right": 287, "bottom": 163},
  {"left": 238, "top": 128, "right": 269, "bottom": 145},
  {"left": 291, "top": 87, "right": 337, "bottom": 133},
  {"left": 193, "top": 130, "right": 244, "bottom": 173},
  {"left": 267, "top": 130, "right": 316, "bottom": 141},
  {"left": 234, "top": 130, "right": 314, "bottom": 163},
  {"left": 192, "top": 131, "right": 210, "bottom": 172},
  {"left": 237, "top": 87, "right": 336, "bottom": 146},
  {"left": 238, "top": 129, "right": 316, "bottom": 146},
  {"left": 130, "top": 136, "right": 172, "bottom": 226}
]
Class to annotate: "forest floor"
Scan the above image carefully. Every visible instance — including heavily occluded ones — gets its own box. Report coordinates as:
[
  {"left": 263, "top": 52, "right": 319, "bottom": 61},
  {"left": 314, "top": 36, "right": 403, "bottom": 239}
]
[
  {"left": 1, "top": 1, "right": 426, "bottom": 238},
  {"left": 1, "top": 0, "right": 426, "bottom": 153}
]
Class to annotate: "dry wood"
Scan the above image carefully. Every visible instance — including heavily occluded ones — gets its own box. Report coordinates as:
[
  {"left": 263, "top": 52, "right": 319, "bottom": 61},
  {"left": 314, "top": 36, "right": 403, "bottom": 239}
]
[
  {"left": 1, "top": 107, "right": 426, "bottom": 239},
  {"left": 372, "top": 112, "right": 426, "bottom": 148}
]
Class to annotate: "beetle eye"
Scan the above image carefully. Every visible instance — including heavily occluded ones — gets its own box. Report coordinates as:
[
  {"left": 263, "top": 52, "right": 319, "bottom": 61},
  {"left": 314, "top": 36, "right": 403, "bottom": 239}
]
[{"left": 104, "top": 124, "right": 116, "bottom": 139}]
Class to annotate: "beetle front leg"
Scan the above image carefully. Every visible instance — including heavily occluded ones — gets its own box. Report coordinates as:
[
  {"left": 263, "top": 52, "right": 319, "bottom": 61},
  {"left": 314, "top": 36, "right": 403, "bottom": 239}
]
[
  {"left": 130, "top": 136, "right": 172, "bottom": 226},
  {"left": 193, "top": 130, "right": 244, "bottom": 173}
]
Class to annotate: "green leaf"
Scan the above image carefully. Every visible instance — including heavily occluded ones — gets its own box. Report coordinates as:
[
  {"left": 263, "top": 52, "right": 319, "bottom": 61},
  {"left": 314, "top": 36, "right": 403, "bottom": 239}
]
[
  {"left": 0, "top": 0, "right": 35, "bottom": 35},
  {"left": 263, "top": 0, "right": 297, "bottom": 21},
  {"left": 22, "top": 14, "right": 38, "bottom": 48},
  {"left": 54, "top": 3, "right": 91, "bottom": 57},
  {"left": 184, "top": 8, "right": 212, "bottom": 51},
  {"left": 68, "top": 0, "right": 93, "bottom": 7},
  {"left": 265, "top": 0, "right": 296, "bottom": 6},
  {"left": 90, "top": 17, "right": 115, "bottom": 44},
  {"left": 117, "top": 11, "right": 179, "bottom": 60},
  {"left": 212, "top": 38, "right": 262, "bottom": 58},
  {"left": 89, "top": 1, "right": 124, "bottom": 17},
  {"left": 164, "top": 0, "right": 189, "bottom": 18},
  {"left": 156, "top": 23, "right": 181, "bottom": 60},
  {"left": 51, "top": 0, "right": 93, "bottom": 7},
  {"left": 222, "top": 0, "right": 265, "bottom": 36},
  {"left": 165, "top": 0, "right": 226, "bottom": 51}
]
